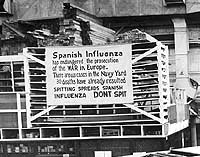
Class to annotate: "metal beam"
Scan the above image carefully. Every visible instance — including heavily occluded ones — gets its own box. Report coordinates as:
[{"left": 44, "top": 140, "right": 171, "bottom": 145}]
[
  {"left": 30, "top": 105, "right": 57, "bottom": 122},
  {"left": 124, "top": 104, "right": 163, "bottom": 124}
]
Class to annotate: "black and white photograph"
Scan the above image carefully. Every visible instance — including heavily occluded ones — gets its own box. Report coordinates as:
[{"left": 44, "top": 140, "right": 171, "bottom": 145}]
[{"left": 0, "top": 0, "right": 200, "bottom": 156}]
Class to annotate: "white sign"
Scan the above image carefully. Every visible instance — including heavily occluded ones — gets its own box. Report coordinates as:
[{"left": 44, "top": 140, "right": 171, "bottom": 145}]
[
  {"left": 45, "top": 44, "right": 133, "bottom": 105},
  {"left": 95, "top": 151, "right": 112, "bottom": 157}
]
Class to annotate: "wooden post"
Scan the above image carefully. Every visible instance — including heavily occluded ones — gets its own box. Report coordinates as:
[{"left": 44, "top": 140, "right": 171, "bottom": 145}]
[
  {"left": 16, "top": 93, "right": 22, "bottom": 139},
  {"left": 23, "top": 48, "right": 32, "bottom": 128}
]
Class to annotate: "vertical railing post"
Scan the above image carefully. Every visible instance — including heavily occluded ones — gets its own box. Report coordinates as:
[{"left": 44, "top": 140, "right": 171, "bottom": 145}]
[
  {"left": 16, "top": 93, "right": 22, "bottom": 139},
  {"left": 23, "top": 48, "right": 32, "bottom": 128}
]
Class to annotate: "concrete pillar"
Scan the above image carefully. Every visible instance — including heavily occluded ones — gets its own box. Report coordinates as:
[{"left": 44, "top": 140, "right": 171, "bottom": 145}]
[
  {"left": 172, "top": 18, "right": 196, "bottom": 98},
  {"left": 172, "top": 17, "right": 198, "bottom": 147},
  {"left": 172, "top": 18, "right": 191, "bottom": 94},
  {"left": 191, "top": 117, "right": 197, "bottom": 146}
]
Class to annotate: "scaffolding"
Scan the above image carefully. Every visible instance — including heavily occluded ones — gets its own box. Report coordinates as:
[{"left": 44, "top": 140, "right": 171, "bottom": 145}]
[{"left": 0, "top": 33, "right": 189, "bottom": 141}]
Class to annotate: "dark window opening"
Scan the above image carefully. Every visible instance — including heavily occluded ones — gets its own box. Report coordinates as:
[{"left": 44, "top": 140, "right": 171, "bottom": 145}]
[
  {"left": 123, "top": 126, "right": 141, "bottom": 135},
  {"left": 0, "top": 0, "right": 6, "bottom": 12},
  {"left": 0, "top": 25, "right": 2, "bottom": 34},
  {"left": 82, "top": 127, "right": 100, "bottom": 137},
  {"left": 41, "top": 128, "right": 59, "bottom": 138},
  {"left": 62, "top": 128, "right": 80, "bottom": 137},
  {"left": 2, "top": 129, "right": 19, "bottom": 139}
]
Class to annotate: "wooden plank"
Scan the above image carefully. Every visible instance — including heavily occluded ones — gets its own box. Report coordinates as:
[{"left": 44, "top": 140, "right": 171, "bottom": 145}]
[
  {"left": 30, "top": 82, "right": 46, "bottom": 84},
  {"left": 124, "top": 104, "right": 163, "bottom": 124},
  {"left": 0, "top": 55, "right": 26, "bottom": 62},
  {"left": 72, "top": 25, "right": 114, "bottom": 42},
  {"left": 31, "top": 88, "right": 46, "bottom": 91},
  {"left": 30, "top": 75, "right": 46, "bottom": 77},
  {"left": 132, "top": 77, "right": 158, "bottom": 81},
  {"left": 28, "top": 53, "right": 45, "bottom": 57},
  {"left": 30, "top": 105, "right": 57, "bottom": 121},
  {"left": 133, "top": 83, "right": 158, "bottom": 89},
  {"left": 132, "top": 48, "right": 150, "bottom": 53},
  {"left": 132, "top": 42, "right": 157, "bottom": 49},
  {"left": 132, "top": 70, "right": 158, "bottom": 74},
  {"left": 25, "top": 54, "right": 45, "bottom": 66},
  {"left": 30, "top": 95, "right": 46, "bottom": 97},
  {"left": 132, "top": 62, "right": 157, "bottom": 68},
  {"left": 31, "top": 102, "right": 47, "bottom": 105},
  {"left": 73, "top": 33, "right": 107, "bottom": 44},
  {"left": 40, "top": 112, "right": 153, "bottom": 118},
  {"left": 3, "top": 22, "right": 25, "bottom": 38},
  {"left": 31, "top": 119, "right": 155, "bottom": 125},
  {"left": 90, "top": 30, "right": 114, "bottom": 40},
  {"left": 137, "top": 105, "right": 160, "bottom": 108},
  {"left": 132, "top": 53, "right": 157, "bottom": 59},
  {"left": 63, "top": 19, "right": 115, "bottom": 37},
  {"left": 132, "top": 46, "right": 158, "bottom": 64},
  {"left": 31, "top": 106, "right": 130, "bottom": 111},
  {"left": 62, "top": 18, "right": 115, "bottom": 45},
  {"left": 16, "top": 93, "right": 22, "bottom": 139},
  {"left": 134, "top": 97, "right": 159, "bottom": 102},
  {"left": 134, "top": 90, "right": 159, "bottom": 95}
]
